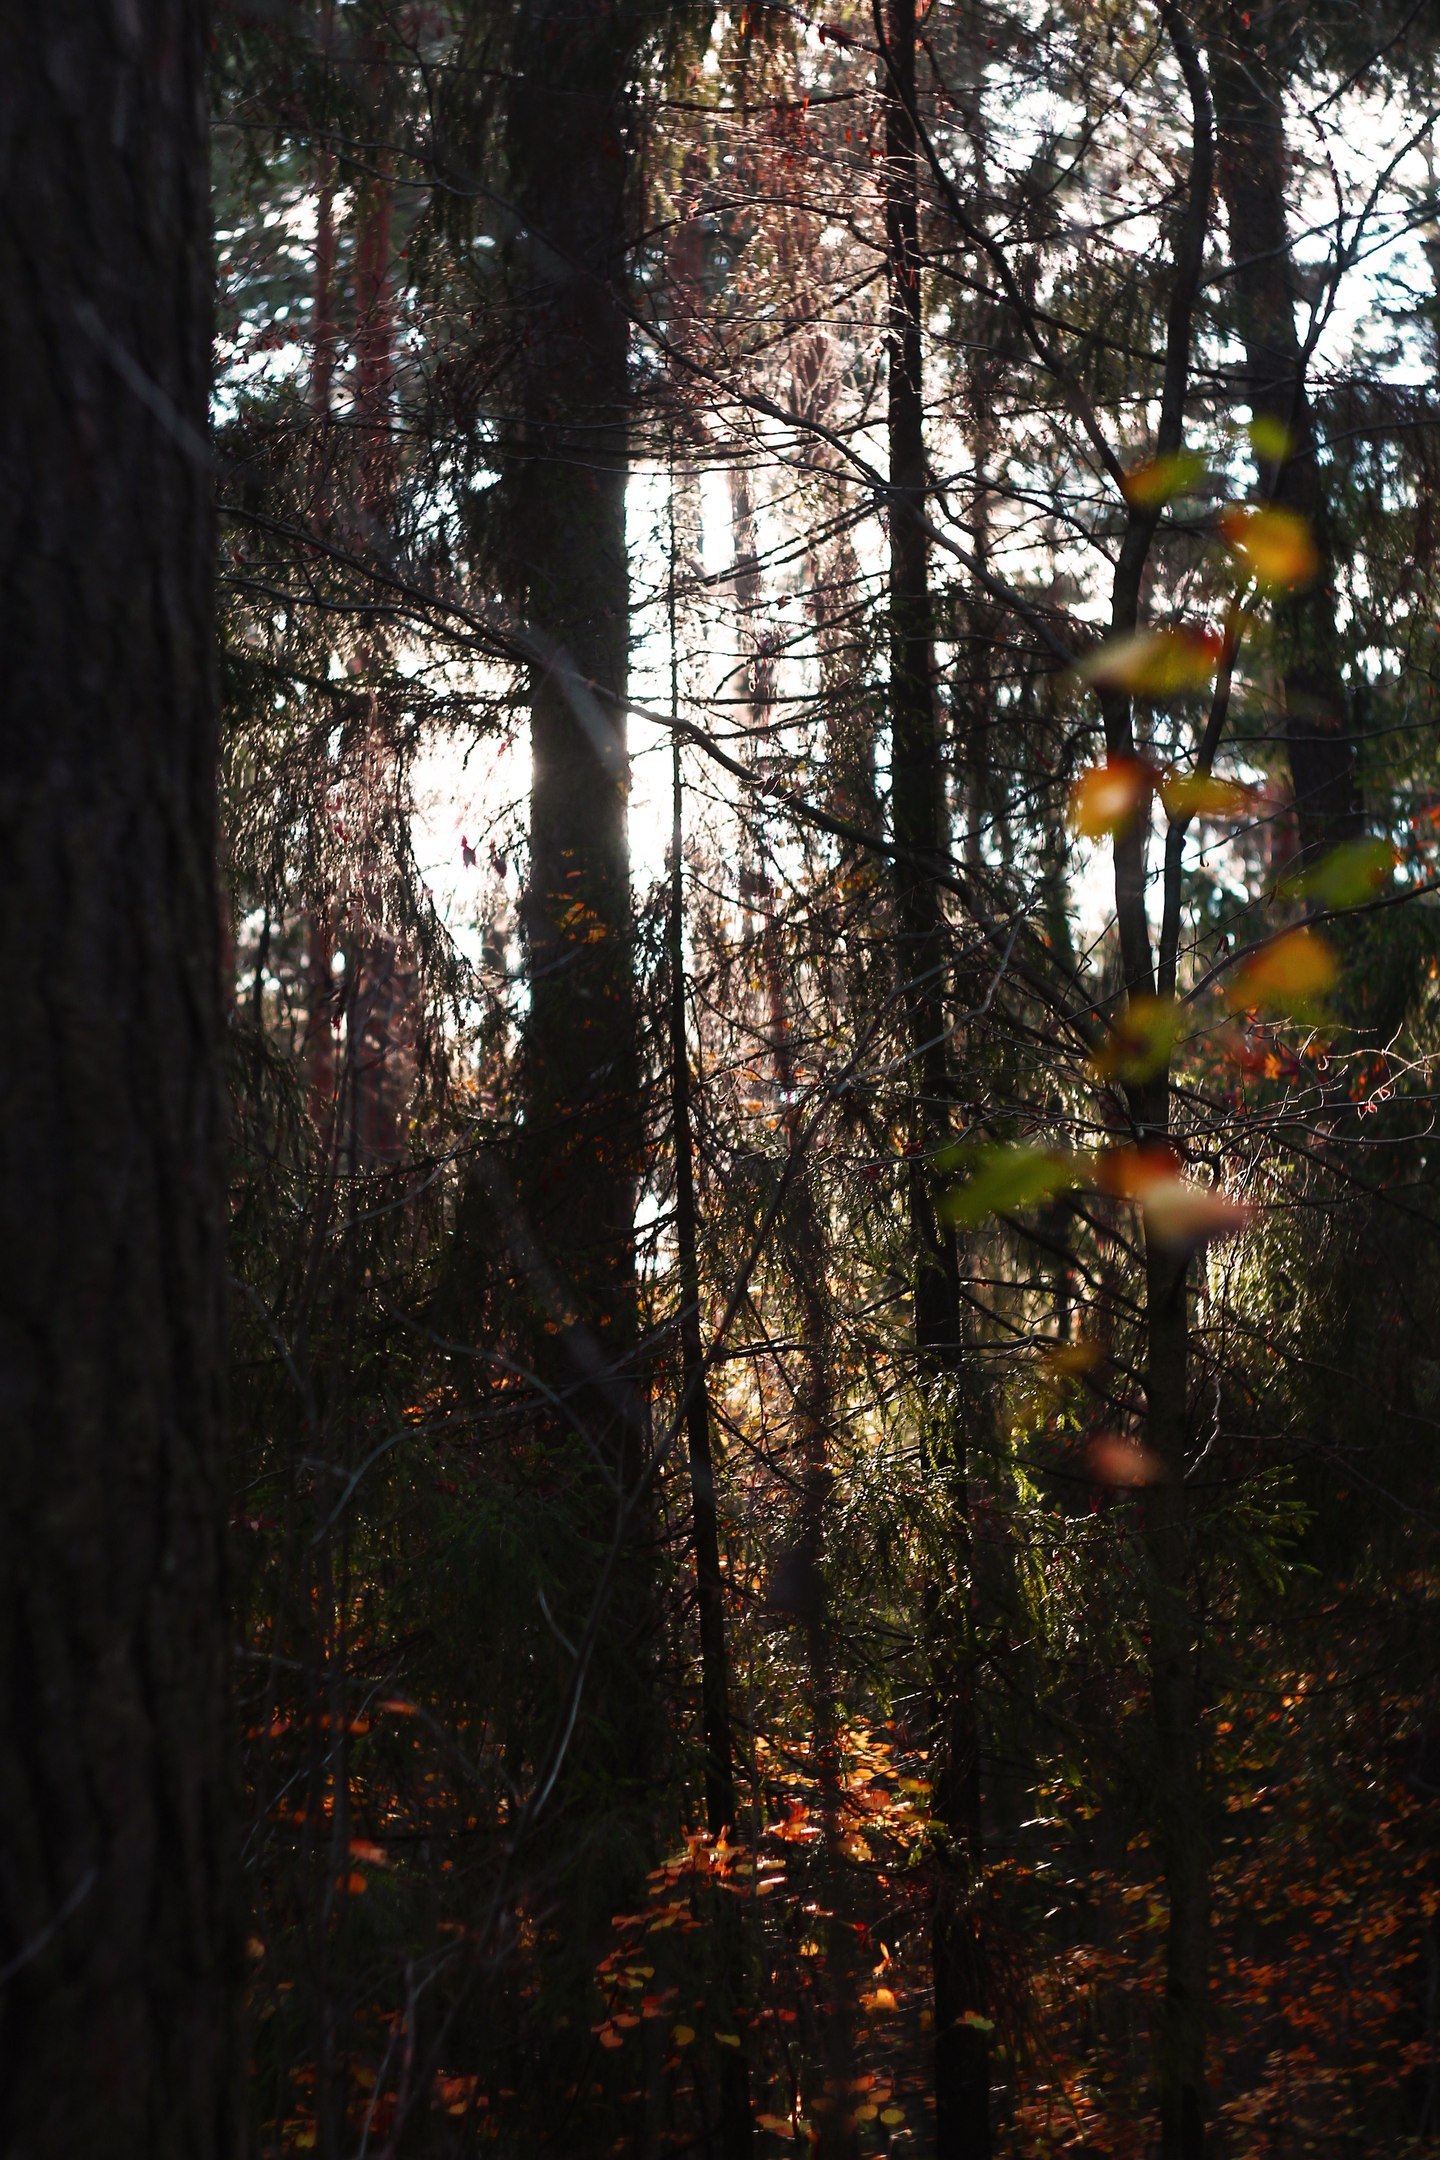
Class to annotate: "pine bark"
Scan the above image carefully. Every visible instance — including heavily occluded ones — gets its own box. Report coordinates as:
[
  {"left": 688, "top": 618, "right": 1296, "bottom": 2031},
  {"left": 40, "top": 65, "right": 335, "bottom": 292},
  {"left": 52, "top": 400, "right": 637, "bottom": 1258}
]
[
  {"left": 0, "top": 5, "right": 237, "bottom": 2155},
  {"left": 1209, "top": 0, "right": 1363, "bottom": 862},
  {"left": 498, "top": 0, "right": 654, "bottom": 1881},
  {"left": 881, "top": 0, "right": 991, "bottom": 2147}
]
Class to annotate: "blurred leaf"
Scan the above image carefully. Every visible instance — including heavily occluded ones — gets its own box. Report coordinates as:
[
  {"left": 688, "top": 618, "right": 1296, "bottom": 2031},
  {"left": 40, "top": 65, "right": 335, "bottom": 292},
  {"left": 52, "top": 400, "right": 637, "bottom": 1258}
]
[
  {"left": 1096, "top": 1145, "right": 1250, "bottom": 1247},
  {"left": 1086, "top": 1433, "right": 1165, "bottom": 1487},
  {"left": 1219, "top": 504, "right": 1320, "bottom": 590},
  {"left": 1076, "top": 628, "right": 1222, "bottom": 696},
  {"left": 1095, "top": 1142, "right": 1181, "bottom": 1198},
  {"left": 1226, "top": 926, "right": 1338, "bottom": 1016},
  {"left": 1160, "top": 771, "right": 1259, "bottom": 823},
  {"left": 1068, "top": 756, "right": 1154, "bottom": 838},
  {"left": 1139, "top": 1174, "right": 1253, "bottom": 1249},
  {"left": 1121, "top": 448, "right": 1208, "bottom": 509},
  {"left": 939, "top": 1144, "right": 1079, "bottom": 1227},
  {"left": 1092, "top": 994, "right": 1183, "bottom": 1083},
  {"left": 1041, "top": 1339, "right": 1105, "bottom": 1379},
  {"left": 1247, "top": 413, "right": 1295, "bottom": 464},
  {"left": 1278, "top": 836, "right": 1395, "bottom": 909}
]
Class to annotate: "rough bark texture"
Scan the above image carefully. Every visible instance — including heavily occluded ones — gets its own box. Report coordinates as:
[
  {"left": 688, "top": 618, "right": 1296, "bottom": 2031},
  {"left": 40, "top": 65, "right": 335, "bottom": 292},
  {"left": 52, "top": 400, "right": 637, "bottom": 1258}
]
[
  {"left": 882, "top": 0, "right": 990, "bottom": 2145},
  {"left": 509, "top": 0, "right": 644, "bottom": 1496},
  {"left": 0, "top": 5, "right": 237, "bottom": 2156},
  {"left": 1210, "top": 0, "right": 1364, "bottom": 863}
]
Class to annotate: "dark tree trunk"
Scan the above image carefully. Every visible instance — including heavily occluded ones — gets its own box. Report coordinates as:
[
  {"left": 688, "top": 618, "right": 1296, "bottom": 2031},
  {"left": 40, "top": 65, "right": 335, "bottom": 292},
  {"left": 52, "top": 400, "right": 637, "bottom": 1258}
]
[
  {"left": 1209, "top": 0, "right": 1364, "bottom": 864},
  {"left": 509, "top": 0, "right": 642, "bottom": 1491},
  {"left": 668, "top": 739, "right": 755, "bottom": 2160},
  {"left": 880, "top": 1, "right": 992, "bottom": 2151},
  {"left": 0, "top": 6, "right": 237, "bottom": 2156},
  {"left": 496, "top": 0, "right": 655, "bottom": 1906}
]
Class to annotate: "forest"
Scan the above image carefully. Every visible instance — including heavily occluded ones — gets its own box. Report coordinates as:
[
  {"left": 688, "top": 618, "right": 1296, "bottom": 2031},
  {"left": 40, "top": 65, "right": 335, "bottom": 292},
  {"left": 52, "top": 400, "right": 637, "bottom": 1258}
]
[{"left": 5, "top": 0, "right": 1440, "bottom": 2154}]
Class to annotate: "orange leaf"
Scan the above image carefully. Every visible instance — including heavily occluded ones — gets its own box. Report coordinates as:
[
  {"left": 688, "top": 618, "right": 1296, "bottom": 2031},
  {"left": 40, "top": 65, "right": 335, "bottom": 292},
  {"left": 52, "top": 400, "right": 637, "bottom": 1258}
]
[
  {"left": 1086, "top": 1433, "right": 1165, "bottom": 1488},
  {"left": 1225, "top": 926, "right": 1338, "bottom": 1015},
  {"left": 1068, "top": 757, "right": 1154, "bottom": 838},
  {"left": 1219, "top": 504, "right": 1320, "bottom": 590},
  {"left": 1121, "top": 448, "right": 1207, "bottom": 509}
]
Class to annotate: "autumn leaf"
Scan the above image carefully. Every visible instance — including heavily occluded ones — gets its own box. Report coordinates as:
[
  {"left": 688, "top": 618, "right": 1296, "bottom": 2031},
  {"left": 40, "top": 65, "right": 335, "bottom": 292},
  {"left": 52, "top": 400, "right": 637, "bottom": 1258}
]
[
  {"left": 1219, "top": 504, "right": 1320, "bottom": 590},
  {"left": 939, "top": 1144, "right": 1080, "bottom": 1227},
  {"left": 1068, "top": 756, "right": 1155, "bottom": 837},
  {"left": 1121, "top": 448, "right": 1208, "bottom": 509},
  {"left": 1247, "top": 413, "right": 1296, "bottom": 465},
  {"left": 1226, "top": 927, "right": 1338, "bottom": 1016},
  {"left": 1041, "top": 1339, "right": 1104, "bottom": 1379},
  {"left": 861, "top": 1986, "right": 898, "bottom": 2013},
  {"left": 1075, "top": 628, "right": 1221, "bottom": 696},
  {"left": 1087, "top": 1433, "right": 1165, "bottom": 1488},
  {"left": 1278, "top": 836, "right": 1395, "bottom": 909},
  {"left": 1159, "top": 771, "right": 1259, "bottom": 823},
  {"left": 672, "top": 2024, "right": 696, "bottom": 2046},
  {"left": 1097, "top": 1146, "right": 1251, "bottom": 1248},
  {"left": 1091, "top": 994, "right": 1183, "bottom": 1083}
]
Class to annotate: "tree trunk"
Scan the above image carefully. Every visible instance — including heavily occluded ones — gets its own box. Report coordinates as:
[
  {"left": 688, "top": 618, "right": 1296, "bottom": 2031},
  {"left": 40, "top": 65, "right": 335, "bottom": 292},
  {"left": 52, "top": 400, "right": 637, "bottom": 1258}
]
[
  {"left": 0, "top": 6, "right": 237, "bottom": 2155},
  {"left": 668, "top": 736, "right": 755, "bottom": 2160},
  {"left": 1209, "top": 0, "right": 1364, "bottom": 863},
  {"left": 880, "top": 0, "right": 991, "bottom": 2147},
  {"left": 503, "top": 0, "right": 653, "bottom": 1855}
]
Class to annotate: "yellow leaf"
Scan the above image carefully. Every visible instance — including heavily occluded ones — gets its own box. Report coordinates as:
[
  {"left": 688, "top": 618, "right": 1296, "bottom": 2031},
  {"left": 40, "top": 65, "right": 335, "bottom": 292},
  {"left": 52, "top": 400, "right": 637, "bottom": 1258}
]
[
  {"left": 862, "top": 1986, "right": 898, "bottom": 2013},
  {"left": 1159, "top": 771, "right": 1258, "bottom": 823},
  {"left": 672, "top": 2025, "right": 696, "bottom": 2047},
  {"left": 1246, "top": 413, "right": 1295, "bottom": 465},
  {"left": 881, "top": 2108, "right": 906, "bottom": 2126},
  {"left": 1076, "top": 628, "right": 1221, "bottom": 696},
  {"left": 716, "top": 2032, "right": 741, "bottom": 2047},
  {"left": 1121, "top": 448, "right": 1208, "bottom": 509},
  {"left": 1219, "top": 504, "right": 1320, "bottom": 590},
  {"left": 1226, "top": 926, "right": 1338, "bottom": 1015}
]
